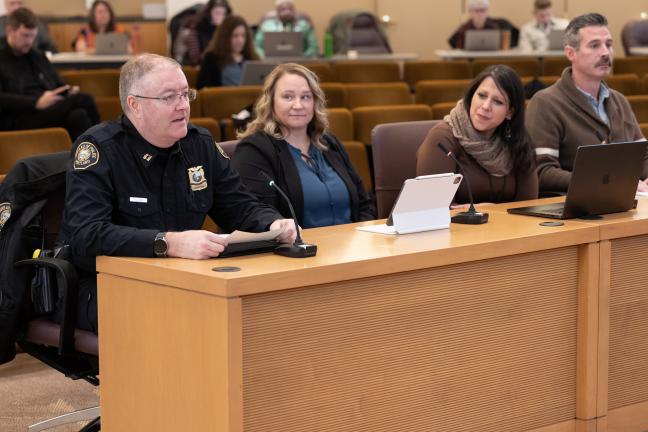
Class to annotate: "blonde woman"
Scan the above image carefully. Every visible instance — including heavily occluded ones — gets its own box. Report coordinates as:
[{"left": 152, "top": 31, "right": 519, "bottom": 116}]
[{"left": 233, "top": 63, "right": 375, "bottom": 228}]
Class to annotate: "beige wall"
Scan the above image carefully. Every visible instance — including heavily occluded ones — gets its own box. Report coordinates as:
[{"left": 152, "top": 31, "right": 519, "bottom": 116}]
[
  {"left": 377, "top": 0, "right": 646, "bottom": 59},
  {"left": 195, "top": 0, "right": 648, "bottom": 59},
  {"left": 22, "top": 0, "right": 648, "bottom": 58}
]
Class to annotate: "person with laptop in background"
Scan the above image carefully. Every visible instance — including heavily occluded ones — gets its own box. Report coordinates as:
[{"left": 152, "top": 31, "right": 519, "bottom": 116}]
[
  {"left": 74, "top": 0, "right": 133, "bottom": 54},
  {"left": 0, "top": 0, "right": 57, "bottom": 53},
  {"left": 197, "top": 15, "right": 259, "bottom": 89},
  {"left": 526, "top": 13, "right": 648, "bottom": 193},
  {"left": 518, "top": 0, "right": 569, "bottom": 51},
  {"left": 254, "top": 0, "right": 318, "bottom": 58},
  {"left": 0, "top": 7, "right": 100, "bottom": 140},
  {"left": 448, "top": 0, "right": 500, "bottom": 49}
]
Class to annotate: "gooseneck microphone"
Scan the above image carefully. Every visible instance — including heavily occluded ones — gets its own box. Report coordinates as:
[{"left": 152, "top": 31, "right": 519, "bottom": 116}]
[
  {"left": 437, "top": 143, "right": 489, "bottom": 224},
  {"left": 258, "top": 171, "right": 317, "bottom": 258}
]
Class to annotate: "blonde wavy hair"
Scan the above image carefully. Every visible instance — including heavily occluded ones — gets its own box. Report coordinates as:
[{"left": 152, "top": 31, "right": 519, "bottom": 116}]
[{"left": 237, "top": 63, "right": 329, "bottom": 151}]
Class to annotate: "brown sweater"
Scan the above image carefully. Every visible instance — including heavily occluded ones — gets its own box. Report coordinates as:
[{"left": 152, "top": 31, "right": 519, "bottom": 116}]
[
  {"left": 416, "top": 122, "right": 538, "bottom": 204},
  {"left": 526, "top": 67, "right": 646, "bottom": 192}
]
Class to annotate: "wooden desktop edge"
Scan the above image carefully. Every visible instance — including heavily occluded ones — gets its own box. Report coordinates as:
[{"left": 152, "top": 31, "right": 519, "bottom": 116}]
[{"left": 97, "top": 210, "right": 600, "bottom": 299}]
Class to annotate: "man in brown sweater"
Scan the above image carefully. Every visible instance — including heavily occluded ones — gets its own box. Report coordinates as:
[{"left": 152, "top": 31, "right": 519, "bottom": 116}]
[{"left": 526, "top": 13, "right": 648, "bottom": 193}]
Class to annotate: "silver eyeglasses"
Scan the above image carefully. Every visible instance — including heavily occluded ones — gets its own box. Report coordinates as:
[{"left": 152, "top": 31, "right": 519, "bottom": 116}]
[{"left": 131, "top": 89, "right": 197, "bottom": 106}]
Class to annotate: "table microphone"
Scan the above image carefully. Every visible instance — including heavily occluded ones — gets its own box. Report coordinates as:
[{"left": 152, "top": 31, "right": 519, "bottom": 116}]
[
  {"left": 258, "top": 171, "right": 318, "bottom": 258},
  {"left": 437, "top": 143, "right": 489, "bottom": 224}
]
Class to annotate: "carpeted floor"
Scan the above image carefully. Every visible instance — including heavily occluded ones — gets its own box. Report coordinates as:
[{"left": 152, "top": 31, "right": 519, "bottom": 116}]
[{"left": 0, "top": 353, "right": 99, "bottom": 432}]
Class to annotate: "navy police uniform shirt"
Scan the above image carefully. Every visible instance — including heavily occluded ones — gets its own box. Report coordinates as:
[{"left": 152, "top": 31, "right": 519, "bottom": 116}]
[{"left": 60, "top": 115, "right": 282, "bottom": 273}]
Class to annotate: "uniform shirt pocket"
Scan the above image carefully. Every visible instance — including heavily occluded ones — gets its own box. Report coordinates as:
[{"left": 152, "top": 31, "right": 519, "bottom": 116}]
[{"left": 116, "top": 194, "right": 160, "bottom": 227}]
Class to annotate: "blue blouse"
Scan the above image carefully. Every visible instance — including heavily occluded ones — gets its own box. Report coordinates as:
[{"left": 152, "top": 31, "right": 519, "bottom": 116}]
[
  {"left": 288, "top": 145, "right": 351, "bottom": 228},
  {"left": 221, "top": 62, "right": 244, "bottom": 87}
]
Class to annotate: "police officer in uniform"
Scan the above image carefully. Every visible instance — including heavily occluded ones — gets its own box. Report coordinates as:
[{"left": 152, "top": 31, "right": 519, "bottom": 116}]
[{"left": 60, "top": 53, "right": 296, "bottom": 333}]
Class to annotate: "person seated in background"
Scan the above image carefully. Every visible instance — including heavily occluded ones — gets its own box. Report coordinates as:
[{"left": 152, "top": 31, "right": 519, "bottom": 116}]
[
  {"left": 448, "top": 0, "right": 500, "bottom": 49},
  {"left": 59, "top": 53, "right": 296, "bottom": 333},
  {"left": 0, "top": 7, "right": 100, "bottom": 140},
  {"left": 526, "top": 13, "right": 648, "bottom": 193},
  {"left": 233, "top": 63, "right": 375, "bottom": 228},
  {"left": 174, "top": 0, "right": 231, "bottom": 66},
  {"left": 0, "top": 0, "right": 57, "bottom": 52},
  {"left": 417, "top": 65, "right": 538, "bottom": 205},
  {"left": 74, "top": 0, "right": 132, "bottom": 54},
  {"left": 196, "top": 15, "right": 259, "bottom": 89},
  {"left": 254, "top": 0, "right": 318, "bottom": 58},
  {"left": 518, "top": 0, "right": 569, "bottom": 51}
]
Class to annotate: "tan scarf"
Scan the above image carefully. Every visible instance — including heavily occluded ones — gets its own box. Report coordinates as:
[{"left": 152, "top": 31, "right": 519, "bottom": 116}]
[{"left": 444, "top": 100, "right": 513, "bottom": 177}]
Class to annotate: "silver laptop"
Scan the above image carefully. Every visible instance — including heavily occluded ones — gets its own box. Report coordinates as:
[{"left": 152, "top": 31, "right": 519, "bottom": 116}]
[
  {"left": 240, "top": 61, "right": 277, "bottom": 85},
  {"left": 464, "top": 29, "right": 501, "bottom": 51},
  {"left": 508, "top": 141, "right": 648, "bottom": 219},
  {"left": 264, "top": 32, "right": 304, "bottom": 57},
  {"left": 546, "top": 29, "right": 565, "bottom": 50},
  {"left": 95, "top": 33, "right": 128, "bottom": 55}
]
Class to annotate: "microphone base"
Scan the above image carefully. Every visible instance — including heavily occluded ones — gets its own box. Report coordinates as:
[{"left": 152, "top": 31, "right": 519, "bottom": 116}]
[
  {"left": 451, "top": 211, "right": 489, "bottom": 224},
  {"left": 274, "top": 243, "right": 318, "bottom": 258}
]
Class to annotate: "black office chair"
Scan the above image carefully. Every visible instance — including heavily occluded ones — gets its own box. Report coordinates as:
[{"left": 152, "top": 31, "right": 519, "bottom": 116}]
[{"left": 0, "top": 153, "right": 100, "bottom": 432}]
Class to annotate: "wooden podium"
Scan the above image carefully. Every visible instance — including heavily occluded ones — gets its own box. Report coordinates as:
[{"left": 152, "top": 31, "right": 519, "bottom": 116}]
[{"left": 96, "top": 200, "right": 648, "bottom": 432}]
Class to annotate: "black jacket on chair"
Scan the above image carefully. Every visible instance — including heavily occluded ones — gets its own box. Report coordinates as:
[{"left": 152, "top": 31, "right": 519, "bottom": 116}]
[
  {"left": 0, "top": 152, "right": 67, "bottom": 364},
  {"left": 232, "top": 131, "right": 375, "bottom": 226}
]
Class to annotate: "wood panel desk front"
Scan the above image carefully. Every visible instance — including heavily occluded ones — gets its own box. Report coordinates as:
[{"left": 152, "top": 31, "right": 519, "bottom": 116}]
[
  {"left": 97, "top": 211, "right": 606, "bottom": 432},
  {"left": 486, "top": 197, "right": 648, "bottom": 432}
]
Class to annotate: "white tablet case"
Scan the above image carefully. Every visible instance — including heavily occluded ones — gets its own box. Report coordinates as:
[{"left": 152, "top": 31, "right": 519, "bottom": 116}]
[{"left": 358, "top": 173, "right": 462, "bottom": 235}]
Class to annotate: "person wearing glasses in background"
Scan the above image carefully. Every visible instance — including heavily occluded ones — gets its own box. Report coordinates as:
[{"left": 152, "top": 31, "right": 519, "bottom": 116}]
[{"left": 59, "top": 53, "right": 296, "bottom": 334}]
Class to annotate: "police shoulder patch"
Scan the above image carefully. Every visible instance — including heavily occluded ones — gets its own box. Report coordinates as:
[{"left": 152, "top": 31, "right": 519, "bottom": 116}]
[
  {"left": 73, "top": 141, "right": 100, "bottom": 170},
  {"left": 0, "top": 202, "right": 11, "bottom": 233},
  {"left": 216, "top": 142, "right": 230, "bottom": 159}
]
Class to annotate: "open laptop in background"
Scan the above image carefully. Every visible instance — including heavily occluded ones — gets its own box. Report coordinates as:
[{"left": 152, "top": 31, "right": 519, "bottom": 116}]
[
  {"left": 240, "top": 62, "right": 277, "bottom": 85},
  {"left": 95, "top": 33, "right": 129, "bottom": 55},
  {"left": 464, "top": 29, "right": 501, "bottom": 51},
  {"left": 508, "top": 141, "right": 648, "bottom": 219},
  {"left": 546, "top": 29, "right": 565, "bottom": 50},
  {"left": 264, "top": 32, "right": 304, "bottom": 57}
]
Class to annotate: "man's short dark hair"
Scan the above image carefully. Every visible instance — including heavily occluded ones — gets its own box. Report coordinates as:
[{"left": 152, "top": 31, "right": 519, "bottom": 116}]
[
  {"left": 564, "top": 13, "right": 608, "bottom": 49},
  {"left": 7, "top": 7, "right": 39, "bottom": 30},
  {"left": 534, "top": 0, "right": 552, "bottom": 11}
]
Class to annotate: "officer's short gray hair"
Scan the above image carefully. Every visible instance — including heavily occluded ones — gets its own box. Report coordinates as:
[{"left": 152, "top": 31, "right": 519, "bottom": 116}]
[
  {"left": 119, "top": 54, "right": 182, "bottom": 114},
  {"left": 564, "top": 13, "right": 608, "bottom": 50}
]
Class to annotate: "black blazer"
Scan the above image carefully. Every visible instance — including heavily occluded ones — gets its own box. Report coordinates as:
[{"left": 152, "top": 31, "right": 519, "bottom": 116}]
[{"left": 232, "top": 131, "right": 376, "bottom": 226}]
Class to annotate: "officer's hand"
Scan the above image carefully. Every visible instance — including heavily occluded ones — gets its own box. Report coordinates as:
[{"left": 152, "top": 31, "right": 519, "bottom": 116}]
[
  {"left": 35, "top": 85, "right": 69, "bottom": 110},
  {"left": 270, "top": 219, "right": 297, "bottom": 244},
  {"left": 69, "top": 85, "right": 80, "bottom": 95},
  {"left": 166, "top": 230, "right": 228, "bottom": 259}
]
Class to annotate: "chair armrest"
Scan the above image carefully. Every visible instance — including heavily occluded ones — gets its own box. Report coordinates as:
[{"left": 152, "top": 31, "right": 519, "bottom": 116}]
[{"left": 15, "top": 257, "right": 79, "bottom": 355}]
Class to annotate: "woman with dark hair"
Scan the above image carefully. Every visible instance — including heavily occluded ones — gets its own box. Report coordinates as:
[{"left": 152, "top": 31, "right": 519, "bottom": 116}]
[
  {"left": 196, "top": 15, "right": 258, "bottom": 89},
  {"left": 74, "top": 0, "right": 132, "bottom": 53},
  {"left": 175, "top": 0, "right": 232, "bottom": 66},
  {"left": 232, "top": 63, "right": 375, "bottom": 228},
  {"left": 416, "top": 64, "right": 537, "bottom": 204}
]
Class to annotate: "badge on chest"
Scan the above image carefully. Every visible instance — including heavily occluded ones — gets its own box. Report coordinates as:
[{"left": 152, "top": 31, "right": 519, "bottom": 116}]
[{"left": 187, "top": 165, "right": 208, "bottom": 191}]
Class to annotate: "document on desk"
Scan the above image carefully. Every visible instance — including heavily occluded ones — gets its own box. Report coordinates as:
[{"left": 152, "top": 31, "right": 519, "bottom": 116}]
[{"left": 219, "top": 229, "right": 282, "bottom": 243}]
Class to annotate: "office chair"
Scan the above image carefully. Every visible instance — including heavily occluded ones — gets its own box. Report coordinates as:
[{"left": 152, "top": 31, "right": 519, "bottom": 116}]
[
  {"left": 0, "top": 153, "right": 100, "bottom": 431},
  {"left": 371, "top": 120, "right": 439, "bottom": 217}
]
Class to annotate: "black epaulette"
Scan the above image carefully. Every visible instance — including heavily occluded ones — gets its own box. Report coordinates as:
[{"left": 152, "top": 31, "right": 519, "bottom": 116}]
[{"left": 78, "top": 121, "right": 124, "bottom": 146}]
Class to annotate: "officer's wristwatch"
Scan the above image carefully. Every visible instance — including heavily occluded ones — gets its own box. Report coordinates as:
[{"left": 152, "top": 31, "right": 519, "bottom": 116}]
[{"left": 154, "top": 232, "right": 168, "bottom": 257}]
